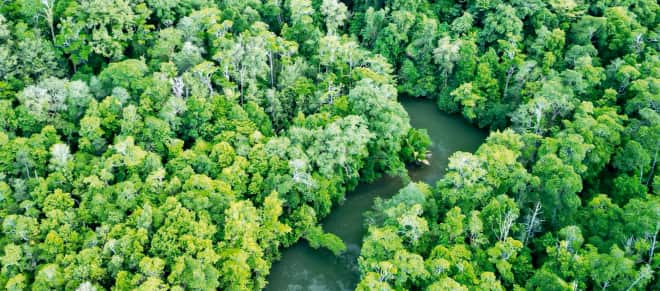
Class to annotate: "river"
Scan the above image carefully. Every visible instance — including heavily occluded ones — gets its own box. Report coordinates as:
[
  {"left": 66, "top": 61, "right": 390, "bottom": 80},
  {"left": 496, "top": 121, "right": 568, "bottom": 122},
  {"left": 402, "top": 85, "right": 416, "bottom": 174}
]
[{"left": 265, "top": 98, "right": 487, "bottom": 290}]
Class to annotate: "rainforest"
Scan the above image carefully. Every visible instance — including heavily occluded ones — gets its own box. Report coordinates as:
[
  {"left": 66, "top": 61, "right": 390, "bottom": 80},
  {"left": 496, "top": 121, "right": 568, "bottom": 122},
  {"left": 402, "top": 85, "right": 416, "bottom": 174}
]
[{"left": 0, "top": 0, "right": 658, "bottom": 290}]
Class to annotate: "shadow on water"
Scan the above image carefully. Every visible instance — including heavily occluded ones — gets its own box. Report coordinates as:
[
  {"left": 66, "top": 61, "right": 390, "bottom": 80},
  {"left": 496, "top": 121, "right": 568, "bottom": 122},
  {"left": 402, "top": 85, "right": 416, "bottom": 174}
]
[{"left": 265, "top": 98, "right": 487, "bottom": 290}]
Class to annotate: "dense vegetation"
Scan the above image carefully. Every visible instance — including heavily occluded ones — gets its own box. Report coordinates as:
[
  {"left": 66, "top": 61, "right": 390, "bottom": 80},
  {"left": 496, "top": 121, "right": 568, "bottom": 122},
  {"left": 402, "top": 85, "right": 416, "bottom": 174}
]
[
  {"left": 0, "top": 0, "right": 429, "bottom": 289},
  {"left": 352, "top": 0, "right": 660, "bottom": 290},
  {"left": 0, "top": 0, "right": 658, "bottom": 290}
]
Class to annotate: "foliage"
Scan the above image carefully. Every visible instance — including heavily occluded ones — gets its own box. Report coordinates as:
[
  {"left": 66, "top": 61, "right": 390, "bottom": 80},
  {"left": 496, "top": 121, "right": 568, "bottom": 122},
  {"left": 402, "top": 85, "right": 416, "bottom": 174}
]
[
  {"left": 355, "top": 0, "right": 659, "bottom": 289},
  {"left": 1, "top": 0, "right": 659, "bottom": 289},
  {"left": 0, "top": 1, "right": 422, "bottom": 289}
]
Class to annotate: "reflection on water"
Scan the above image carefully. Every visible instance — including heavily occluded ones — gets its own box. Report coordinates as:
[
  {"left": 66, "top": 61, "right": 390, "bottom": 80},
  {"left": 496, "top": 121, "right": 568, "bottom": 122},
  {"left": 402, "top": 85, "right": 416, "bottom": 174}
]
[{"left": 265, "top": 98, "right": 487, "bottom": 290}]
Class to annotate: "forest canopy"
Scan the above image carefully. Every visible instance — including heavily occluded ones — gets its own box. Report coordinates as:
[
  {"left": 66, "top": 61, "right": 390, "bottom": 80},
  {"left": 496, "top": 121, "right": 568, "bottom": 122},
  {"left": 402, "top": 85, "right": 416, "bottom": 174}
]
[
  {"left": 0, "top": 0, "right": 427, "bottom": 289},
  {"left": 350, "top": 0, "right": 659, "bottom": 290},
  {"left": 0, "top": 0, "right": 659, "bottom": 290}
]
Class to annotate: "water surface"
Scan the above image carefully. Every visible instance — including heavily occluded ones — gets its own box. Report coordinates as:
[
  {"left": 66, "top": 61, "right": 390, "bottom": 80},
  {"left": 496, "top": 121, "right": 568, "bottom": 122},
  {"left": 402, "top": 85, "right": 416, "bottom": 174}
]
[{"left": 265, "top": 98, "right": 486, "bottom": 290}]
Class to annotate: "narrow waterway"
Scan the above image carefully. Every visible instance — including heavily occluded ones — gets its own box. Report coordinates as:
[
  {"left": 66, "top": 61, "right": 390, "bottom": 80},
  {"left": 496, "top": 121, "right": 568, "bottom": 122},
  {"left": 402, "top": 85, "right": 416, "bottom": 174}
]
[{"left": 265, "top": 98, "right": 487, "bottom": 290}]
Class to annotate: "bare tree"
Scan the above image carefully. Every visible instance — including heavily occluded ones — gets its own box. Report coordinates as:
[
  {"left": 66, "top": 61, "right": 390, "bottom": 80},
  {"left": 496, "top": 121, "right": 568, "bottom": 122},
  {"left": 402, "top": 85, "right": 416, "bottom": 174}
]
[
  {"left": 497, "top": 209, "right": 518, "bottom": 242},
  {"left": 522, "top": 202, "right": 543, "bottom": 246}
]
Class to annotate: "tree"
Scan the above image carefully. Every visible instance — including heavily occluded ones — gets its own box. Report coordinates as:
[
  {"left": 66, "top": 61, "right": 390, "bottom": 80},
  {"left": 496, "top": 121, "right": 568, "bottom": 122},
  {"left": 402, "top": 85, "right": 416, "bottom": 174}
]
[
  {"left": 398, "top": 15, "right": 439, "bottom": 98},
  {"left": 259, "top": 192, "right": 291, "bottom": 255},
  {"left": 356, "top": 272, "right": 394, "bottom": 291},
  {"left": 0, "top": 15, "right": 9, "bottom": 40},
  {"left": 532, "top": 154, "right": 582, "bottom": 227},
  {"left": 75, "top": 0, "right": 139, "bottom": 59},
  {"left": 530, "top": 26, "right": 566, "bottom": 68},
  {"left": 602, "top": 7, "right": 644, "bottom": 59},
  {"left": 305, "top": 225, "right": 347, "bottom": 255},
  {"left": 511, "top": 97, "right": 551, "bottom": 136},
  {"left": 479, "top": 4, "right": 523, "bottom": 44},
  {"left": 17, "top": 77, "right": 92, "bottom": 130},
  {"left": 451, "top": 82, "right": 484, "bottom": 122},
  {"left": 487, "top": 237, "right": 524, "bottom": 283},
  {"left": 169, "top": 255, "right": 220, "bottom": 290},
  {"left": 623, "top": 197, "right": 660, "bottom": 264},
  {"left": 173, "top": 41, "right": 205, "bottom": 72},
  {"left": 79, "top": 114, "right": 106, "bottom": 155},
  {"left": 16, "top": 0, "right": 56, "bottom": 41},
  {"left": 359, "top": 7, "right": 387, "bottom": 49},
  {"left": 390, "top": 250, "right": 428, "bottom": 288},
  {"left": 321, "top": 0, "right": 348, "bottom": 35},
  {"left": 10, "top": 30, "right": 64, "bottom": 83},
  {"left": 222, "top": 24, "right": 270, "bottom": 103},
  {"left": 538, "top": 132, "right": 593, "bottom": 175},
  {"left": 580, "top": 194, "right": 624, "bottom": 251},
  {"left": 149, "top": 27, "right": 183, "bottom": 63},
  {"left": 32, "top": 264, "right": 64, "bottom": 290},
  {"left": 480, "top": 195, "right": 520, "bottom": 243},
  {"left": 348, "top": 78, "right": 411, "bottom": 178},
  {"left": 150, "top": 198, "right": 217, "bottom": 263},
  {"left": 372, "top": 10, "right": 415, "bottom": 65},
  {"left": 62, "top": 247, "right": 106, "bottom": 289},
  {"left": 428, "top": 277, "right": 468, "bottom": 291},
  {"left": 219, "top": 200, "right": 268, "bottom": 289},
  {"left": 306, "top": 115, "right": 373, "bottom": 182},
  {"left": 563, "top": 102, "right": 626, "bottom": 181},
  {"left": 400, "top": 128, "right": 431, "bottom": 164},
  {"left": 451, "top": 12, "right": 474, "bottom": 36},
  {"left": 95, "top": 59, "right": 149, "bottom": 97},
  {"left": 613, "top": 141, "right": 651, "bottom": 184},
  {"left": 624, "top": 78, "right": 660, "bottom": 116},
  {"left": 437, "top": 151, "right": 490, "bottom": 209},
  {"left": 360, "top": 227, "right": 405, "bottom": 264},
  {"left": 438, "top": 207, "right": 466, "bottom": 244},
  {"left": 282, "top": 0, "right": 321, "bottom": 56},
  {"left": 433, "top": 36, "right": 461, "bottom": 90}
]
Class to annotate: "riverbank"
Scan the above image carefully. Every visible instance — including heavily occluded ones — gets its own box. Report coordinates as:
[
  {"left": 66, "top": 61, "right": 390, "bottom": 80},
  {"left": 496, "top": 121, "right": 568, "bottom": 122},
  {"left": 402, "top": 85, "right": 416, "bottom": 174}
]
[{"left": 265, "top": 98, "right": 486, "bottom": 290}]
